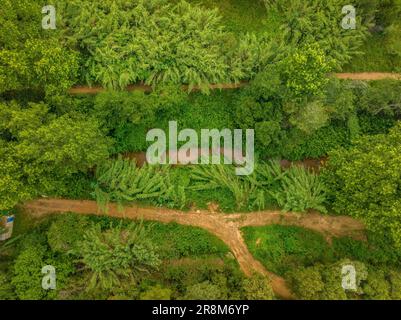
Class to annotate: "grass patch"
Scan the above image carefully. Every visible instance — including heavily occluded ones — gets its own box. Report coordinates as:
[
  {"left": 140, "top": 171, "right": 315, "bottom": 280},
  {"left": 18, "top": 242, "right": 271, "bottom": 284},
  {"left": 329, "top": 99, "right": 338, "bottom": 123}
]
[
  {"left": 186, "top": 0, "right": 272, "bottom": 35},
  {"left": 242, "top": 225, "right": 333, "bottom": 276},
  {"left": 243, "top": 225, "right": 401, "bottom": 278},
  {"left": 343, "top": 33, "right": 401, "bottom": 72}
]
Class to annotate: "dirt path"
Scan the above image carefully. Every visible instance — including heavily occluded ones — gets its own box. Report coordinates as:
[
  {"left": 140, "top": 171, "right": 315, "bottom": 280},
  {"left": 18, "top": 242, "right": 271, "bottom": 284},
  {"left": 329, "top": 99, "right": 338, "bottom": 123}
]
[
  {"left": 24, "top": 199, "right": 366, "bottom": 300},
  {"left": 335, "top": 72, "right": 401, "bottom": 80},
  {"left": 68, "top": 73, "right": 400, "bottom": 94}
]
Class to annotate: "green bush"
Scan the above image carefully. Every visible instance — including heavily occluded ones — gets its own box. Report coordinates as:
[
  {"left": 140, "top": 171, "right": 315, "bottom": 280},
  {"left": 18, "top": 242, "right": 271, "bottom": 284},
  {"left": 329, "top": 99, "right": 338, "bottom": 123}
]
[
  {"left": 47, "top": 214, "right": 89, "bottom": 253},
  {"left": 0, "top": 271, "right": 15, "bottom": 300},
  {"left": 57, "top": 0, "right": 274, "bottom": 91},
  {"left": 242, "top": 225, "right": 332, "bottom": 275},
  {"left": 148, "top": 222, "right": 229, "bottom": 259},
  {"left": 139, "top": 284, "right": 172, "bottom": 300},
  {"left": 323, "top": 122, "right": 401, "bottom": 246},
  {"left": 272, "top": 166, "right": 327, "bottom": 213},
  {"left": 11, "top": 243, "right": 73, "bottom": 300},
  {"left": 92, "top": 157, "right": 172, "bottom": 211},
  {"left": 183, "top": 281, "right": 225, "bottom": 300},
  {"left": 76, "top": 222, "right": 161, "bottom": 291},
  {"left": 276, "top": 0, "right": 368, "bottom": 69},
  {"left": 242, "top": 274, "right": 275, "bottom": 300}
]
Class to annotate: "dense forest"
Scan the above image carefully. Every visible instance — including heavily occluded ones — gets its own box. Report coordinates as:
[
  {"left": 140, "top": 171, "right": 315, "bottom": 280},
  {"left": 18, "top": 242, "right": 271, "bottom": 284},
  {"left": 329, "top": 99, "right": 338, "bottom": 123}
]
[{"left": 1, "top": 0, "right": 401, "bottom": 300}]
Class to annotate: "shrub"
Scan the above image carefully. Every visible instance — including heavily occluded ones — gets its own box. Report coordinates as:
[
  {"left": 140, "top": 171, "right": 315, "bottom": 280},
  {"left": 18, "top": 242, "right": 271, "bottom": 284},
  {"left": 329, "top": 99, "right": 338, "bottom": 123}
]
[
  {"left": 183, "top": 281, "right": 225, "bottom": 300},
  {"left": 272, "top": 166, "right": 327, "bottom": 213},
  {"left": 47, "top": 214, "right": 89, "bottom": 253},
  {"left": 242, "top": 274, "right": 275, "bottom": 300},
  {"left": 362, "top": 269, "right": 391, "bottom": 300},
  {"left": 148, "top": 222, "right": 229, "bottom": 259},
  {"left": 323, "top": 122, "right": 401, "bottom": 246},
  {"left": 276, "top": 0, "right": 367, "bottom": 69},
  {"left": 57, "top": 0, "right": 274, "bottom": 91},
  {"left": 242, "top": 225, "right": 332, "bottom": 275},
  {"left": 11, "top": 243, "right": 73, "bottom": 300},
  {"left": 0, "top": 271, "right": 15, "bottom": 300},
  {"left": 139, "top": 284, "right": 172, "bottom": 300},
  {"left": 287, "top": 266, "right": 324, "bottom": 300},
  {"left": 0, "top": 0, "right": 79, "bottom": 95},
  {"left": 93, "top": 157, "right": 172, "bottom": 211},
  {"left": 76, "top": 222, "right": 160, "bottom": 291}
]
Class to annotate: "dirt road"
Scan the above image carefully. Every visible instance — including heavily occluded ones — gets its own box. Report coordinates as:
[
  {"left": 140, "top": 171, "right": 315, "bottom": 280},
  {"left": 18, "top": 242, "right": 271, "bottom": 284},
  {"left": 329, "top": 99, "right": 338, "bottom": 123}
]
[
  {"left": 24, "top": 199, "right": 365, "bottom": 300},
  {"left": 68, "top": 73, "right": 401, "bottom": 94}
]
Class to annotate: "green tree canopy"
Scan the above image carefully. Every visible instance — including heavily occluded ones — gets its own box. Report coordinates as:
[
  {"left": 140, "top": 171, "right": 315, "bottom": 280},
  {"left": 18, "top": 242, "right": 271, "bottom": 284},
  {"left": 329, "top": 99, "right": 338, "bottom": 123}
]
[{"left": 324, "top": 122, "right": 401, "bottom": 246}]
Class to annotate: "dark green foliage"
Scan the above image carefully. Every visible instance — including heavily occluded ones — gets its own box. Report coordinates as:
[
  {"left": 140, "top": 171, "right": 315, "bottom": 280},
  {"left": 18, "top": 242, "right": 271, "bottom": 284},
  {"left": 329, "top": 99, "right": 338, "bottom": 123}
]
[
  {"left": 332, "top": 232, "right": 401, "bottom": 266},
  {"left": 285, "top": 123, "right": 350, "bottom": 160},
  {"left": 0, "top": 271, "right": 15, "bottom": 300},
  {"left": 359, "top": 80, "right": 401, "bottom": 116},
  {"left": 242, "top": 225, "right": 332, "bottom": 275},
  {"left": 163, "top": 257, "right": 244, "bottom": 299},
  {"left": 47, "top": 214, "right": 89, "bottom": 253},
  {"left": 323, "top": 122, "right": 401, "bottom": 246},
  {"left": 148, "top": 222, "right": 229, "bottom": 259}
]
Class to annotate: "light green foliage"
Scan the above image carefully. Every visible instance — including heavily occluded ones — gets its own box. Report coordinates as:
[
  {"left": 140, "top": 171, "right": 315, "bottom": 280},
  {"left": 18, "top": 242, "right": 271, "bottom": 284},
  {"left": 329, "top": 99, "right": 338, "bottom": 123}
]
[
  {"left": 285, "top": 99, "right": 330, "bottom": 135},
  {"left": 139, "top": 285, "right": 172, "bottom": 300},
  {"left": 323, "top": 122, "right": 401, "bottom": 246},
  {"left": 0, "top": 0, "right": 78, "bottom": 94},
  {"left": 77, "top": 222, "right": 161, "bottom": 291},
  {"left": 0, "top": 271, "right": 15, "bottom": 300},
  {"left": 280, "top": 44, "right": 333, "bottom": 98},
  {"left": 287, "top": 260, "right": 367, "bottom": 300},
  {"left": 189, "top": 164, "right": 258, "bottom": 210},
  {"left": 388, "top": 271, "right": 401, "bottom": 299},
  {"left": 242, "top": 274, "right": 275, "bottom": 300},
  {"left": 93, "top": 157, "right": 172, "bottom": 212},
  {"left": 0, "top": 102, "right": 110, "bottom": 208},
  {"left": 189, "top": 161, "right": 327, "bottom": 213},
  {"left": 276, "top": 0, "right": 368, "bottom": 69},
  {"left": 362, "top": 269, "right": 391, "bottom": 300},
  {"left": 272, "top": 166, "right": 327, "bottom": 213},
  {"left": 183, "top": 281, "right": 225, "bottom": 300},
  {"left": 11, "top": 243, "right": 73, "bottom": 300},
  {"left": 56, "top": 0, "right": 274, "bottom": 91}
]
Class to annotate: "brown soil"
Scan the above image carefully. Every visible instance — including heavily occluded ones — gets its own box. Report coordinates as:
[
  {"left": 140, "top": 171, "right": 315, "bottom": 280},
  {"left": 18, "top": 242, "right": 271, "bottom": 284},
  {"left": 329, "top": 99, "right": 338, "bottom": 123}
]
[
  {"left": 69, "top": 81, "right": 247, "bottom": 95},
  {"left": 335, "top": 72, "right": 401, "bottom": 80},
  {"left": 23, "top": 199, "right": 366, "bottom": 300},
  {"left": 68, "top": 74, "right": 401, "bottom": 95}
]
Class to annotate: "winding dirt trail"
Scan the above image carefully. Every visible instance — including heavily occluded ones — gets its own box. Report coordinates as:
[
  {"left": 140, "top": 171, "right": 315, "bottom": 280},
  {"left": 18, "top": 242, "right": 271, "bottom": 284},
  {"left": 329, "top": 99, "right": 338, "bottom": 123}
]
[
  {"left": 68, "top": 73, "right": 401, "bottom": 94},
  {"left": 24, "top": 199, "right": 365, "bottom": 300}
]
